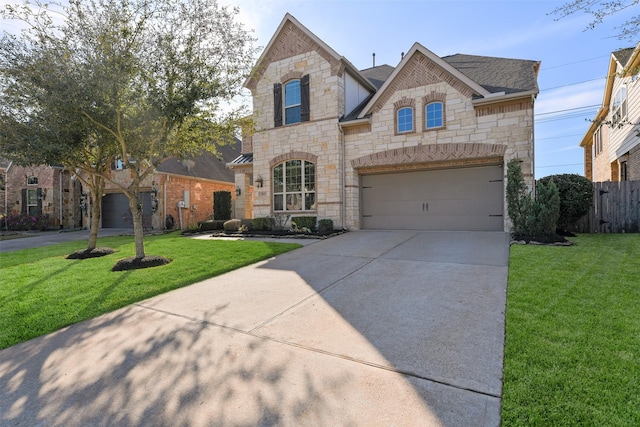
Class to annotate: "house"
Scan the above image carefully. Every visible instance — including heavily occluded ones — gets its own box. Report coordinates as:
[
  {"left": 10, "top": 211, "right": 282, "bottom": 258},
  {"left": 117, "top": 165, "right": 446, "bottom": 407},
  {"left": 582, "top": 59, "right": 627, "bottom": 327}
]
[
  {"left": 580, "top": 44, "right": 640, "bottom": 182},
  {"left": 0, "top": 159, "right": 81, "bottom": 229},
  {"left": 100, "top": 141, "right": 241, "bottom": 230},
  {"left": 229, "top": 14, "right": 540, "bottom": 231}
]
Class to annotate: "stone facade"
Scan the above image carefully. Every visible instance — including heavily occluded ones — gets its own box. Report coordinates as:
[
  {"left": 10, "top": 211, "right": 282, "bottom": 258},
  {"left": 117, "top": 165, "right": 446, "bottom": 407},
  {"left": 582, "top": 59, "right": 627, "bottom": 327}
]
[{"left": 237, "top": 14, "right": 538, "bottom": 231}]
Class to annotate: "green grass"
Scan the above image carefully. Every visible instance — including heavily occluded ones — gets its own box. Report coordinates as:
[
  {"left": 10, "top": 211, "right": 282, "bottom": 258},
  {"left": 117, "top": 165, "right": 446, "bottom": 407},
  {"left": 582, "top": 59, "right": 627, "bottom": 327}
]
[
  {"left": 0, "top": 232, "right": 300, "bottom": 349},
  {"left": 503, "top": 234, "right": 640, "bottom": 426}
]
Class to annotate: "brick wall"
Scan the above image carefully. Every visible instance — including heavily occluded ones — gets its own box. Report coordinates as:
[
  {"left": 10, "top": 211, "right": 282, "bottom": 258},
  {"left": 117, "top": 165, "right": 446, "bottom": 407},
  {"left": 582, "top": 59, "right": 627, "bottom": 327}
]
[{"left": 628, "top": 144, "right": 640, "bottom": 181}]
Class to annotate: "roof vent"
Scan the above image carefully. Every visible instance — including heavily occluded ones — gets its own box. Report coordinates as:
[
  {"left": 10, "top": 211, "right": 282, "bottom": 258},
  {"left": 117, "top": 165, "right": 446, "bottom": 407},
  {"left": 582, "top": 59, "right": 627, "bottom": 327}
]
[
  {"left": 401, "top": 52, "right": 405, "bottom": 60},
  {"left": 372, "top": 52, "right": 375, "bottom": 67}
]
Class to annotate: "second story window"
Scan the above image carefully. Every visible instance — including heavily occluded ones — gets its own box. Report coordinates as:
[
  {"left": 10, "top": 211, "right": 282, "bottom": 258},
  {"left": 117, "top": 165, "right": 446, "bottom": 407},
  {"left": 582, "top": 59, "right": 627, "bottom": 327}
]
[
  {"left": 285, "top": 80, "right": 301, "bottom": 124},
  {"left": 425, "top": 102, "right": 444, "bottom": 129},
  {"left": 27, "top": 176, "right": 38, "bottom": 185},
  {"left": 612, "top": 86, "right": 627, "bottom": 127},
  {"left": 397, "top": 107, "right": 414, "bottom": 133},
  {"left": 274, "top": 74, "right": 310, "bottom": 127}
]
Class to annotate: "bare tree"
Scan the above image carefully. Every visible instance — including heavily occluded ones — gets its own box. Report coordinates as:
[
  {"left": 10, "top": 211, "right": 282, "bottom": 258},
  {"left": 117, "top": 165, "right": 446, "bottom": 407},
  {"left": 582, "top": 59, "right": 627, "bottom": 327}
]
[{"left": 550, "top": 0, "right": 640, "bottom": 41}]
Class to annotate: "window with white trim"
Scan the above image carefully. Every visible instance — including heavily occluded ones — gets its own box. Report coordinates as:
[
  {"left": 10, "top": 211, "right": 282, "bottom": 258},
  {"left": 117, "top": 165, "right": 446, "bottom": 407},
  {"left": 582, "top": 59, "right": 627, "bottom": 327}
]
[
  {"left": 425, "top": 101, "right": 444, "bottom": 129},
  {"left": 273, "top": 160, "right": 316, "bottom": 211},
  {"left": 594, "top": 126, "right": 603, "bottom": 157},
  {"left": 27, "top": 188, "right": 38, "bottom": 215},
  {"left": 397, "top": 107, "right": 413, "bottom": 133},
  {"left": 284, "top": 80, "right": 301, "bottom": 125},
  {"left": 612, "top": 86, "right": 627, "bottom": 127}
]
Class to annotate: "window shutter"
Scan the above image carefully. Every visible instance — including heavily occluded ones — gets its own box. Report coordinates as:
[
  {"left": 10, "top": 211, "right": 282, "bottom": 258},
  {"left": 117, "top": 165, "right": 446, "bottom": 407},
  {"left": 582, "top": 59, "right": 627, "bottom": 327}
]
[
  {"left": 37, "top": 188, "right": 43, "bottom": 215},
  {"left": 21, "top": 189, "right": 27, "bottom": 214},
  {"left": 301, "top": 74, "right": 310, "bottom": 122},
  {"left": 274, "top": 83, "right": 283, "bottom": 127}
]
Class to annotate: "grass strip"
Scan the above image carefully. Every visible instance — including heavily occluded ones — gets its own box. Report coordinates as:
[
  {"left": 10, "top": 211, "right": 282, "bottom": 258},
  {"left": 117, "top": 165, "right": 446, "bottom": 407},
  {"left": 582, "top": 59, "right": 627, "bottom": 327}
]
[{"left": 0, "top": 232, "right": 300, "bottom": 349}]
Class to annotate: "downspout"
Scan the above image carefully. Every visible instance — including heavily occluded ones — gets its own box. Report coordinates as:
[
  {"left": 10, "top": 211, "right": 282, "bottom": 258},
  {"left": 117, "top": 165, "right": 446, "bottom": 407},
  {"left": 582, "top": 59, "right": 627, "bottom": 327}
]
[
  {"left": 163, "top": 175, "right": 167, "bottom": 229},
  {"left": 339, "top": 123, "right": 346, "bottom": 230}
]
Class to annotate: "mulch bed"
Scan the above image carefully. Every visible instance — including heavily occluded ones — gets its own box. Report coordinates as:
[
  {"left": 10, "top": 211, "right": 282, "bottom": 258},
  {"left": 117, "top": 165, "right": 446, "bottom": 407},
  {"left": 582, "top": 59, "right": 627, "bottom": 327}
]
[
  {"left": 111, "top": 256, "right": 172, "bottom": 271},
  {"left": 510, "top": 234, "right": 573, "bottom": 246},
  {"left": 66, "top": 247, "right": 116, "bottom": 259},
  {"left": 183, "top": 229, "right": 348, "bottom": 240}
]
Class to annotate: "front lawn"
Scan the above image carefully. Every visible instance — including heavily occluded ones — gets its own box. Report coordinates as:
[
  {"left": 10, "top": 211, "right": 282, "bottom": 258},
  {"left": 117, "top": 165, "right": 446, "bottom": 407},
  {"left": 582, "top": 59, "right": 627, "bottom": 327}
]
[
  {"left": 0, "top": 232, "right": 300, "bottom": 349},
  {"left": 503, "top": 234, "right": 640, "bottom": 426}
]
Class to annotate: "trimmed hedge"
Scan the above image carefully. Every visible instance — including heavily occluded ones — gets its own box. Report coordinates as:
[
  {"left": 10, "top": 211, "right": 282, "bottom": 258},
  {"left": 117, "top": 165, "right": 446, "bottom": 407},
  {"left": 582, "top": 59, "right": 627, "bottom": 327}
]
[
  {"left": 538, "top": 174, "right": 593, "bottom": 230},
  {"left": 318, "top": 219, "right": 334, "bottom": 233},
  {"left": 253, "top": 217, "right": 275, "bottom": 231},
  {"left": 291, "top": 216, "right": 316, "bottom": 231},
  {"left": 198, "top": 219, "right": 225, "bottom": 231}
]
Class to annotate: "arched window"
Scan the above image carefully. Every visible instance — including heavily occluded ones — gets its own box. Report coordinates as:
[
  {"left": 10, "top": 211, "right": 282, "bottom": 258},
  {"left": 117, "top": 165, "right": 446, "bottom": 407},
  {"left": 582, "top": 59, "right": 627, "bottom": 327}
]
[
  {"left": 425, "top": 102, "right": 444, "bottom": 129},
  {"left": 273, "top": 160, "right": 315, "bottom": 211},
  {"left": 285, "top": 80, "right": 301, "bottom": 124},
  {"left": 27, "top": 176, "right": 38, "bottom": 185},
  {"left": 397, "top": 107, "right": 414, "bottom": 133}
]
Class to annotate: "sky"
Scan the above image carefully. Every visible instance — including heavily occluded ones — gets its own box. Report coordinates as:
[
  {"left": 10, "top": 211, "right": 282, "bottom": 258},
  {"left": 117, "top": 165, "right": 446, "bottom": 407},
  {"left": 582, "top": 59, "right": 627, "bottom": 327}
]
[{"left": 3, "top": 0, "right": 639, "bottom": 179}]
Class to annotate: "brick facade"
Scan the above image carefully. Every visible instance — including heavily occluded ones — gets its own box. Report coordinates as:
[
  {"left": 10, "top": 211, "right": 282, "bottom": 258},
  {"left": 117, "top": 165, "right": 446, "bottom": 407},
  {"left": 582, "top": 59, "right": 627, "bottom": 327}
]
[{"left": 1, "top": 163, "right": 80, "bottom": 229}]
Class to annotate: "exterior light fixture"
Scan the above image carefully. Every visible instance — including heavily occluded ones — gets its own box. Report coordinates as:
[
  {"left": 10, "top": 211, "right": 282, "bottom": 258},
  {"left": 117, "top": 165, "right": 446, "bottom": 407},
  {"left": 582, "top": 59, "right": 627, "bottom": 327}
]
[{"left": 256, "top": 176, "right": 263, "bottom": 188}]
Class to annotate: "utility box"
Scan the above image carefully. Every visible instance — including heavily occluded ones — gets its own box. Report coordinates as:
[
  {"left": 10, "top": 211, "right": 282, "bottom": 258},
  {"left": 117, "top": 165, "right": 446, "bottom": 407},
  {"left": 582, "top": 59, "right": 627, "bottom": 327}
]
[{"left": 182, "top": 190, "right": 190, "bottom": 206}]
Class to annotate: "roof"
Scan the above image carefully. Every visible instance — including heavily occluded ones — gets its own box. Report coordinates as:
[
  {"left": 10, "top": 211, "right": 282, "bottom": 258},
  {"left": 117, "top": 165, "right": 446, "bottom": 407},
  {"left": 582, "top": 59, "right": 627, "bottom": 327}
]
[
  {"left": 613, "top": 47, "right": 635, "bottom": 67},
  {"left": 360, "top": 65, "right": 395, "bottom": 89},
  {"left": 156, "top": 139, "right": 240, "bottom": 182},
  {"left": 442, "top": 54, "right": 540, "bottom": 95},
  {"left": 229, "top": 153, "right": 254, "bottom": 165}
]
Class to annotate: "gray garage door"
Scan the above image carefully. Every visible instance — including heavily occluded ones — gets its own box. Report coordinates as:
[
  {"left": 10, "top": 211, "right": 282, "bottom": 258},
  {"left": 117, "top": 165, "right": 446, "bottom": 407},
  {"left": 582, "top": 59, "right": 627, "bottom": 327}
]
[
  {"left": 102, "top": 192, "right": 152, "bottom": 228},
  {"left": 361, "top": 165, "right": 504, "bottom": 231}
]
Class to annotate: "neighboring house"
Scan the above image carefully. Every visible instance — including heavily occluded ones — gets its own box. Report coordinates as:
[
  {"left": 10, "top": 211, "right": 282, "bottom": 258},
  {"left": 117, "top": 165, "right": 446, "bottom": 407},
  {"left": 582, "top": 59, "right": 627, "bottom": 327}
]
[
  {"left": 230, "top": 14, "right": 540, "bottom": 231},
  {"left": 581, "top": 44, "right": 640, "bottom": 182},
  {"left": 100, "top": 141, "right": 240, "bottom": 230},
  {"left": 0, "top": 160, "right": 81, "bottom": 228}
]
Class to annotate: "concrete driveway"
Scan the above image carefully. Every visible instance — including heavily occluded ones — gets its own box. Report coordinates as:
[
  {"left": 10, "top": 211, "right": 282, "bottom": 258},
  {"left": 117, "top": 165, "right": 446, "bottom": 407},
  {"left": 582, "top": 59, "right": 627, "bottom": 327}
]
[{"left": 0, "top": 230, "right": 509, "bottom": 426}]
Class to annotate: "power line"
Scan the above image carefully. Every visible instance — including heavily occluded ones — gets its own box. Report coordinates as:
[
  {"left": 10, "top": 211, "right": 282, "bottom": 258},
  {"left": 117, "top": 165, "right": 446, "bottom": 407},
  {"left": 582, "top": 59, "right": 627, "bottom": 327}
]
[
  {"left": 539, "top": 77, "right": 606, "bottom": 92},
  {"left": 536, "top": 163, "right": 583, "bottom": 169},
  {"left": 540, "top": 55, "right": 610, "bottom": 71}
]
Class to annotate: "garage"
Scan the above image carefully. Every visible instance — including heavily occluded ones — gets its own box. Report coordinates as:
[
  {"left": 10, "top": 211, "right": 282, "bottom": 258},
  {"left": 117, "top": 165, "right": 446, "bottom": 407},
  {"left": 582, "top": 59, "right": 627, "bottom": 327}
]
[
  {"left": 361, "top": 165, "right": 504, "bottom": 231},
  {"left": 102, "top": 192, "right": 152, "bottom": 228}
]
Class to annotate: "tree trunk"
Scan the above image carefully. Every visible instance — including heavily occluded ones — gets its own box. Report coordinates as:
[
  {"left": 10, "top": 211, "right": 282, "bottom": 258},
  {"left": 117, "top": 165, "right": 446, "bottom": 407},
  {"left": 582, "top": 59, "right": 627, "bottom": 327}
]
[
  {"left": 87, "top": 191, "right": 101, "bottom": 250},
  {"left": 86, "top": 175, "right": 105, "bottom": 250},
  {"left": 128, "top": 189, "right": 145, "bottom": 259}
]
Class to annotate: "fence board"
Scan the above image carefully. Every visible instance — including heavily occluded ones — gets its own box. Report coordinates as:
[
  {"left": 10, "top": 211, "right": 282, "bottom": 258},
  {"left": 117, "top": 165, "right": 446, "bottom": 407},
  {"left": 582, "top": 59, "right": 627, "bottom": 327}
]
[{"left": 576, "top": 181, "right": 640, "bottom": 233}]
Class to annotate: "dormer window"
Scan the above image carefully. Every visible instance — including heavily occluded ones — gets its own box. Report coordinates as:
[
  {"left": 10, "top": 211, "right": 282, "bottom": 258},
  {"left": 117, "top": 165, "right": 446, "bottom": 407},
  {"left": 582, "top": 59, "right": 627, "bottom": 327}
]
[{"left": 274, "top": 74, "right": 310, "bottom": 127}]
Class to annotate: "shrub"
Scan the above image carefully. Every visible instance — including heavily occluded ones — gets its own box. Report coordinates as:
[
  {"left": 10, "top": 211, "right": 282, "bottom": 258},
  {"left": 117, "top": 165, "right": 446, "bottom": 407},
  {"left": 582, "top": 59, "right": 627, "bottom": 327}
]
[
  {"left": 538, "top": 174, "right": 593, "bottom": 230},
  {"left": 318, "top": 219, "right": 334, "bottom": 233},
  {"left": 253, "top": 217, "right": 275, "bottom": 231},
  {"left": 291, "top": 216, "right": 316, "bottom": 231},
  {"left": 213, "top": 191, "right": 232, "bottom": 221},
  {"left": 223, "top": 219, "right": 241, "bottom": 232},
  {"left": 4, "top": 214, "right": 51, "bottom": 231},
  {"left": 240, "top": 219, "right": 253, "bottom": 231},
  {"left": 506, "top": 160, "right": 532, "bottom": 235},
  {"left": 527, "top": 179, "right": 560, "bottom": 236},
  {"left": 198, "top": 219, "right": 225, "bottom": 231}
]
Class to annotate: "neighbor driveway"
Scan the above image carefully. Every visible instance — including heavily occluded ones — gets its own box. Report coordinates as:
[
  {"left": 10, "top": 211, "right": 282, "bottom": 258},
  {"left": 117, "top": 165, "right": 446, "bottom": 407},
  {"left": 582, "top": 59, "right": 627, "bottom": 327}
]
[{"left": 0, "top": 230, "right": 510, "bottom": 426}]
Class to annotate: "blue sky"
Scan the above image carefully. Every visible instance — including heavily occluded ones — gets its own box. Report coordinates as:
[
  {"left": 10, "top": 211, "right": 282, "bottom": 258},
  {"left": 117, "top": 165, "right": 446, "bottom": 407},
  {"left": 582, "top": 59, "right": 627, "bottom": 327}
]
[
  {"left": 222, "top": 0, "right": 638, "bottom": 178},
  {"left": 3, "top": 0, "right": 638, "bottom": 178}
]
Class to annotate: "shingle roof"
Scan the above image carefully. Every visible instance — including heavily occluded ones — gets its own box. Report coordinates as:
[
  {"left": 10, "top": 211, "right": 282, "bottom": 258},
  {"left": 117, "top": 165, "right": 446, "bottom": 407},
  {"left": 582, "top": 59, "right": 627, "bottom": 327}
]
[
  {"left": 442, "top": 54, "right": 539, "bottom": 95},
  {"left": 613, "top": 47, "right": 635, "bottom": 67},
  {"left": 360, "top": 65, "right": 395, "bottom": 89},
  {"left": 156, "top": 138, "right": 240, "bottom": 182},
  {"left": 229, "top": 153, "right": 254, "bottom": 165}
]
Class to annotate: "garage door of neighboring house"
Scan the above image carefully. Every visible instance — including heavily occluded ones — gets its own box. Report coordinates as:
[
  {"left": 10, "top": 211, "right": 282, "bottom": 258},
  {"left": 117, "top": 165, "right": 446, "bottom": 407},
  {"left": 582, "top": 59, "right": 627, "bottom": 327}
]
[
  {"left": 361, "top": 165, "right": 504, "bottom": 231},
  {"left": 102, "top": 192, "right": 152, "bottom": 229}
]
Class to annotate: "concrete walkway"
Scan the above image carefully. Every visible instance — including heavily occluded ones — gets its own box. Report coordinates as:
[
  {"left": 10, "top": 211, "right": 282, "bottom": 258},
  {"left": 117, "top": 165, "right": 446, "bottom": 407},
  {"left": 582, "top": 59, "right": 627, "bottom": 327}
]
[
  {"left": 0, "top": 228, "right": 134, "bottom": 252},
  {"left": 0, "top": 230, "right": 510, "bottom": 426}
]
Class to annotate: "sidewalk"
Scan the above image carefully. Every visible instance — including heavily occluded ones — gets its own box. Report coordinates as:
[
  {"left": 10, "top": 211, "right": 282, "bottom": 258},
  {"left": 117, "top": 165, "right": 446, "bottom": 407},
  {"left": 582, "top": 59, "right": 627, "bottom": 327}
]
[{"left": 0, "top": 228, "right": 134, "bottom": 253}]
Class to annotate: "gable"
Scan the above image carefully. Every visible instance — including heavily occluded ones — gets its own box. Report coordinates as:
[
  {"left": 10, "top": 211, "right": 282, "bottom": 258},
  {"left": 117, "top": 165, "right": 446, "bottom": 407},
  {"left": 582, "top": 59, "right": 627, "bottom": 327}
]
[
  {"left": 365, "top": 50, "right": 478, "bottom": 115},
  {"left": 245, "top": 16, "right": 343, "bottom": 91}
]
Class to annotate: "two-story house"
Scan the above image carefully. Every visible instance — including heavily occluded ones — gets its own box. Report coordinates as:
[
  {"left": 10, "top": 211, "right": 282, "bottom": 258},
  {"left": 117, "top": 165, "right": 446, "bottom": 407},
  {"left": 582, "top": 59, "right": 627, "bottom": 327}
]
[
  {"left": 581, "top": 44, "right": 640, "bottom": 182},
  {"left": 230, "top": 14, "right": 540, "bottom": 231}
]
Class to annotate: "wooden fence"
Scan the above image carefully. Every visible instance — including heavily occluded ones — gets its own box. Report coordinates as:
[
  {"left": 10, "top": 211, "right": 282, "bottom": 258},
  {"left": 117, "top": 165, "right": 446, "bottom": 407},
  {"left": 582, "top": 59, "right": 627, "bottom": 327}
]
[{"left": 576, "top": 181, "right": 640, "bottom": 233}]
